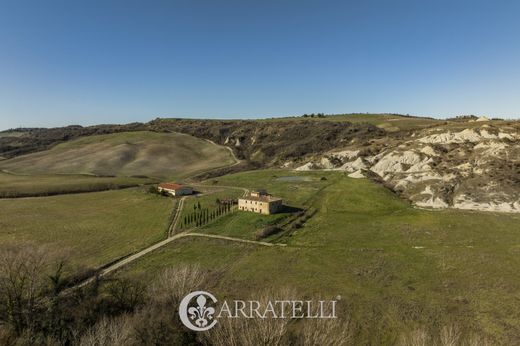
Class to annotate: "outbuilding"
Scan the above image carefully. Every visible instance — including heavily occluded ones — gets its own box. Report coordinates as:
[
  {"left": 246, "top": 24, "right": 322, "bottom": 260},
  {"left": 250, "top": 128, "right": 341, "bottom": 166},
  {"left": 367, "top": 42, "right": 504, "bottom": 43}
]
[{"left": 158, "top": 183, "right": 193, "bottom": 196}]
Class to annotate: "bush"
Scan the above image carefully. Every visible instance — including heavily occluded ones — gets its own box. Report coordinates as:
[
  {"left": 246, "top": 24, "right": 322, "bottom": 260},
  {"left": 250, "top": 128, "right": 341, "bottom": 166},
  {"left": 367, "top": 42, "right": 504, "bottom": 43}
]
[
  {"left": 255, "top": 225, "right": 283, "bottom": 240},
  {"left": 291, "top": 221, "right": 303, "bottom": 230}
]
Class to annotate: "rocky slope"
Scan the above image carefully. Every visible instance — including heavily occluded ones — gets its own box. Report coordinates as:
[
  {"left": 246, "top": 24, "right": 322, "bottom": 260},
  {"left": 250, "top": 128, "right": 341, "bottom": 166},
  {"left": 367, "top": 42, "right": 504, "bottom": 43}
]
[{"left": 292, "top": 121, "right": 520, "bottom": 213}]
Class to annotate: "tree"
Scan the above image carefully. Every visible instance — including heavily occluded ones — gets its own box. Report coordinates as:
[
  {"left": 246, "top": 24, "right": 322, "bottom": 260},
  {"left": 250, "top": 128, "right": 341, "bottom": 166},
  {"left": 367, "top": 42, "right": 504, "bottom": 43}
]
[
  {"left": 78, "top": 315, "right": 134, "bottom": 346},
  {"left": 0, "top": 245, "right": 48, "bottom": 334},
  {"left": 107, "top": 279, "right": 145, "bottom": 313}
]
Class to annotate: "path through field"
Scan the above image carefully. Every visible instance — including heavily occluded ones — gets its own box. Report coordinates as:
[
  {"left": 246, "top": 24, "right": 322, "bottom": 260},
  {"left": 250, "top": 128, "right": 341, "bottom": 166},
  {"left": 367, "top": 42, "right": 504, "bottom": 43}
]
[
  {"left": 72, "top": 231, "right": 284, "bottom": 290},
  {"left": 68, "top": 184, "right": 263, "bottom": 292},
  {"left": 168, "top": 196, "right": 186, "bottom": 237}
]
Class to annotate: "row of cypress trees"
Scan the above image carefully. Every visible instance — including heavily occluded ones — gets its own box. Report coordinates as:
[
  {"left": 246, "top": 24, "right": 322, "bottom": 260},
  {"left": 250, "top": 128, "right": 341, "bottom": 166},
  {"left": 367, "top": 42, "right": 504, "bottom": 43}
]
[{"left": 182, "top": 202, "right": 233, "bottom": 228}]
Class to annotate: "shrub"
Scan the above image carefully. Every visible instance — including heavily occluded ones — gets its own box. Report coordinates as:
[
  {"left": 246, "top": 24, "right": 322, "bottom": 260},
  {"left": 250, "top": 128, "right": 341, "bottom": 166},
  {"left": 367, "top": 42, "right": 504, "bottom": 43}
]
[{"left": 255, "top": 225, "right": 283, "bottom": 240}]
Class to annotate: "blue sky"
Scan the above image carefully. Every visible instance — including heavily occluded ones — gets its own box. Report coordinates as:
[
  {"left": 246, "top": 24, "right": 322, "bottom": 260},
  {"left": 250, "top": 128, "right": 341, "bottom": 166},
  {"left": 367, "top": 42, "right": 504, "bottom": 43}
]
[{"left": 1, "top": 0, "right": 519, "bottom": 130}]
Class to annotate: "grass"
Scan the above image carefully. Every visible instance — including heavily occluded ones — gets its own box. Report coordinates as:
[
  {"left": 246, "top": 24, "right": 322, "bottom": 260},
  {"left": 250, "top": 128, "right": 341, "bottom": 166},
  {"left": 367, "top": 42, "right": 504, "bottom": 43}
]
[
  {"left": 119, "top": 169, "right": 520, "bottom": 344},
  {"left": 176, "top": 185, "right": 244, "bottom": 231},
  {"left": 0, "top": 188, "right": 174, "bottom": 268},
  {"left": 118, "top": 237, "right": 256, "bottom": 283},
  {"left": 0, "top": 171, "right": 154, "bottom": 197},
  {"left": 262, "top": 113, "right": 441, "bottom": 131},
  {"left": 0, "top": 131, "right": 236, "bottom": 180},
  {"left": 196, "top": 170, "right": 338, "bottom": 239}
]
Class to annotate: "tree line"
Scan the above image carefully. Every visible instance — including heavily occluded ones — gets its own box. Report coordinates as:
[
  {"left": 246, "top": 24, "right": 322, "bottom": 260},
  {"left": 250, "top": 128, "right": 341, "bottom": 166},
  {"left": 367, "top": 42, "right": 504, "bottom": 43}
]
[{"left": 182, "top": 200, "right": 235, "bottom": 229}]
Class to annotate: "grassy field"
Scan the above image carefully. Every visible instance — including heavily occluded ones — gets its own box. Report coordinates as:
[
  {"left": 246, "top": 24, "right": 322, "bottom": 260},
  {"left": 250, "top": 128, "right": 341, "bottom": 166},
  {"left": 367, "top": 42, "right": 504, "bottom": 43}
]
[
  {"left": 118, "top": 236, "right": 255, "bottom": 282},
  {"left": 176, "top": 185, "right": 244, "bottom": 231},
  {"left": 262, "top": 113, "right": 441, "bottom": 132},
  {"left": 119, "top": 169, "right": 520, "bottom": 344},
  {"left": 0, "top": 188, "right": 174, "bottom": 269},
  {"left": 0, "top": 131, "right": 236, "bottom": 179},
  {"left": 0, "top": 171, "right": 153, "bottom": 197},
  {"left": 195, "top": 170, "right": 337, "bottom": 239}
]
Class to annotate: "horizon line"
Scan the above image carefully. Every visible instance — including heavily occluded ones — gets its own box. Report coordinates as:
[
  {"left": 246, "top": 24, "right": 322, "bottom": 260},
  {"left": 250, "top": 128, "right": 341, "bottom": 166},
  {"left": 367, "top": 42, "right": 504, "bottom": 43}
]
[{"left": 2, "top": 112, "right": 519, "bottom": 132}]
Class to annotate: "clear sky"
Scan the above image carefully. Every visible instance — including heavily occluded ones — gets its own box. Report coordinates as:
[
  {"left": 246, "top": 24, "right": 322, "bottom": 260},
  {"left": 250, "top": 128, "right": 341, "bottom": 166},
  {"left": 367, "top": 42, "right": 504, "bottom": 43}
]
[{"left": 1, "top": 0, "right": 519, "bottom": 130}]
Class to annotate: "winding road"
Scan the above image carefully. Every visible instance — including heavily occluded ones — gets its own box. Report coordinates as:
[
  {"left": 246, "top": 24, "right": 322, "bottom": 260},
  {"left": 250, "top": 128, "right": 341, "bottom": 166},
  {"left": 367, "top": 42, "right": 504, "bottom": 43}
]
[{"left": 69, "top": 183, "right": 274, "bottom": 291}]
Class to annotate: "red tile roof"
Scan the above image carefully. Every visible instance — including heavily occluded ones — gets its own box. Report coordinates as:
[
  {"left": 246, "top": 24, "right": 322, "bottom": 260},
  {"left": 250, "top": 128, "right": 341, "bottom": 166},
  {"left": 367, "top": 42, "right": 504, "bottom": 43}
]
[{"left": 159, "top": 182, "right": 185, "bottom": 190}]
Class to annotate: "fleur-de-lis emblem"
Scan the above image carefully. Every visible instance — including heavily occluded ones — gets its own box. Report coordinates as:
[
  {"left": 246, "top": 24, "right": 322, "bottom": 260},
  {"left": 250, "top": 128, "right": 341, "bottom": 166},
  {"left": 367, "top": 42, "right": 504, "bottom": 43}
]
[
  {"left": 179, "top": 290, "right": 218, "bottom": 331},
  {"left": 188, "top": 294, "right": 216, "bottom": 327}
]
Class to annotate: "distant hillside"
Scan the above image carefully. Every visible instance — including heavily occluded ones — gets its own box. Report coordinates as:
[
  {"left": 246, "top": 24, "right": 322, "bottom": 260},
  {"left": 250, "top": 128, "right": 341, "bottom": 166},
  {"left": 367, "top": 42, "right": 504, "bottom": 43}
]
[
  {"left": 148, "top": 116, "right": 389, "bottom": 165},
  {"left": 0, "top": 131, "right": 236, "bottom": 179},
  {"left": 0, "top": 123, "right": 147, "bottom": 159},
  {"left": 1, "top": 114, "right": 434, "bottom": 163}
]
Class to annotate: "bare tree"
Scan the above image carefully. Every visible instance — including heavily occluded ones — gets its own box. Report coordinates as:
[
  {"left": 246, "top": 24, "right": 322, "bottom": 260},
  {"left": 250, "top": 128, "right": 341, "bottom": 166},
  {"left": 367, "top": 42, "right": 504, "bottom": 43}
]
[
  {"left": 202, "top": 311, "right": 290, "bottom": 346},
  {"left": 398, "top": 328, "right": 430, "bottom": 346},
  {"left": 200, "top": 287, "right": 296, "bottom": 346},
  {"left": 148, "top": 264, "right": 209, "bottom": 306},
  {"left": 466, "top": 333, "right": 492, "bottom": 346},
  {"left": 107, "top": 278, "right": 145, "bottom": 312},
  {"left": 440, "top": 324, "right": 461, "bottom": 346},
  {"left": 0, "top": 244, "right": 48, "bottom": 334},
  {"left": 299, "top": 318, "right": 354, "bottom": 346},
  {"left": 398, "top": 325, "right": 492, "bottom": 346},
  {"left": 78, "top": 315, "right": 133, "bottom": 346}
]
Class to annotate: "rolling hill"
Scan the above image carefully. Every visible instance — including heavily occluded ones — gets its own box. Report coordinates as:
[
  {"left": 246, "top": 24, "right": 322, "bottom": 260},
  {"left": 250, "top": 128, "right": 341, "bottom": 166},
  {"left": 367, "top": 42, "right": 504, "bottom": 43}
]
[{"left": 0, "top": 131, "right": 236, "bottom": 179}]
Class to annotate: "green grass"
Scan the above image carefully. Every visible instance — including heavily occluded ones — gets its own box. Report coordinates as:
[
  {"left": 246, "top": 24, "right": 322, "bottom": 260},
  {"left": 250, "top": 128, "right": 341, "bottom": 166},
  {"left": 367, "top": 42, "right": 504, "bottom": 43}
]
[
  {"left": 118, "top": 237, "right": 256, "bottom": 283},
  {"left": 0, "top": 131, "right": 236, "bottom": 179},
  {"left": 119, "top": 169, "right": 520, "bottom": 344},
  {"left": 196, "top": 170, "right": 339, "bottom": 239},
  {"left": 0, "top": 171, "right": 154, "bottom": 197},
  {"left": 0, "top": 188, "right": 174, "bottom": 268},
  {"left": 176, "top": 185, "right": 244, "bottom": 231},
  {"left": 262, "top": 113, "right": 441, "bottom": 131},
  {"left": 207, "top": 170, "right": 336, "bottom": 205}
]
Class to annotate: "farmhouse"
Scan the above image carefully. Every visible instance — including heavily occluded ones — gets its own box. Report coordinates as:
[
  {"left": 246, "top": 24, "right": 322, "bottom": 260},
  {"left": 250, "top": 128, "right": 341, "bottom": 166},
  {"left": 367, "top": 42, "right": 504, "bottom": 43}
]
[
  {"left": 238, "top": 190, "right": 282, "bottom": 215},
  {"left": 158, "top": 182, "right": 193, "bottom": 196}
]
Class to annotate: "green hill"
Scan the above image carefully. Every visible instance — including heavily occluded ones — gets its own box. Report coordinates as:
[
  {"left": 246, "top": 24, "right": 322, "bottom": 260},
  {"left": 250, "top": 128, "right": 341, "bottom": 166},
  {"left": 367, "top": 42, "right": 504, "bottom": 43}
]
[{"left": 0, "top": 131, "right": 236, "bottom": 179}]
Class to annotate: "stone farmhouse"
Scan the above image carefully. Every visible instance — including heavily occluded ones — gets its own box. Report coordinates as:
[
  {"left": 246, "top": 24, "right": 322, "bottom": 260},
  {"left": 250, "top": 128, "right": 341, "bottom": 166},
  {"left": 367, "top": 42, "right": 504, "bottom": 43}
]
[
  {"left": 238, "top": 189, "right": 282, "bottom": 215},
  {"left": 158, "top": 183, "right": 193, "bottom": 196}
]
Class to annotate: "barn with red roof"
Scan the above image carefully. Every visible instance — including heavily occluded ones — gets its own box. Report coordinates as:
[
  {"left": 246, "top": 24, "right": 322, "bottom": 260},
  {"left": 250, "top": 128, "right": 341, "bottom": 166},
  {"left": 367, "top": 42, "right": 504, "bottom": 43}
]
[{"left": 158, "top": 182, "right": 193, "bottom": 196}]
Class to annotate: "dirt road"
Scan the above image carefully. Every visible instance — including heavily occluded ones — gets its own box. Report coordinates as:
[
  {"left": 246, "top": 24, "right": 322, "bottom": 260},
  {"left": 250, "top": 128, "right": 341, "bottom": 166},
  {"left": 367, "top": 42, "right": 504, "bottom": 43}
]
[{"left": 72, "top": 231, "right": 285, "bottom": 290}]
